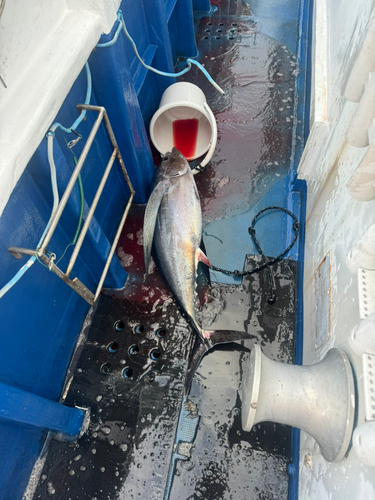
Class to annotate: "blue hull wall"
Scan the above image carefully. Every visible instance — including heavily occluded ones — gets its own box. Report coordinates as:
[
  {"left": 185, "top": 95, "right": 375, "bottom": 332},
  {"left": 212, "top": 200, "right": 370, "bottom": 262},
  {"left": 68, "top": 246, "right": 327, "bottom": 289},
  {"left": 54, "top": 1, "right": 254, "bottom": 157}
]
[{"left": 0, "top": 1, "right": 201, "bottom": 498}]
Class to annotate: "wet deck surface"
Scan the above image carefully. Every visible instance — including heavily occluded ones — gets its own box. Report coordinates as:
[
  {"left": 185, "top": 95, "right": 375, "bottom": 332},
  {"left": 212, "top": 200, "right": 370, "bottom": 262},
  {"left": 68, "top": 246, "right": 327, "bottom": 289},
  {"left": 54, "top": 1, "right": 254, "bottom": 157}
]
[
  {"left": 32, "top": 250, "right": 297, "bottom": 500},
  {"left": 32, "top": 1, "right": 303, "bottom": 499}
]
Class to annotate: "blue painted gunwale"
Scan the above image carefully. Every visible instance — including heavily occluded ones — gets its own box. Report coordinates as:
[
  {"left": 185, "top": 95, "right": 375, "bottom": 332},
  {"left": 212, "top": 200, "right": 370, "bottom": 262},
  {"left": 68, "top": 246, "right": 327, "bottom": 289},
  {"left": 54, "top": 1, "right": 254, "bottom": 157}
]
[{"left": 0, "top": 1, "right": 199, "bottom": 498}]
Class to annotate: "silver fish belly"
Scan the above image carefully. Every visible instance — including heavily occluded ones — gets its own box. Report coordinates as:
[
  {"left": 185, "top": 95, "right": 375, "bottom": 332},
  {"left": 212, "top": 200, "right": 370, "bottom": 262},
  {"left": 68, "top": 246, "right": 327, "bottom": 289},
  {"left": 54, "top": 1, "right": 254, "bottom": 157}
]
[{"left": 154, "top": 163, "right": 202, "bottom": 331}]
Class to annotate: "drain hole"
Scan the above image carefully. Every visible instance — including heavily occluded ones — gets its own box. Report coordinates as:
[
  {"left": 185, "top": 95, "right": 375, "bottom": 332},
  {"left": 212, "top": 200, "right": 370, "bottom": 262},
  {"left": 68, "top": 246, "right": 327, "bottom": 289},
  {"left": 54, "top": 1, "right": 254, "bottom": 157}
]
[
  {"left": 123, "top": 367, "right": 134, "bottom": 379},
  {"left": 101, "top": 363, "right": 112, "bottom": 375},
  {"left": 107, "top": 342, "right": 119, "bottom": 354},
  {"left": 205, "top": 28, "right": 211, "bottom": 32},
  {"left": 203, "top": 36, "right": 209, "bottom": 39},
  {"left": 229, "top": 36, "right": 234, "bottom": 40},
  {"left": 156, "top": 328, "right": 166, "bottom": 338},
  {"left": 128, "top": 345, "right": 139, "bottom": 356},
  {"left": 134, "top": 325, "right": 144, "bottom": 334},
  {"left": 219, "top": 22, "right": 224, "bottom": 26},
  {"left": 215, "top": 36, "right": 221, "bottom": 39},
  {"left": 207, "top": 22, "right": 212, "bottom": 25},
  {"left": 150, "top": 349, "right": 161, "bottom": 361},
  {"left": 113, "top": 320, "right": 124, "bottom": 332},
  {"left": 217, "top": 29, "right": 222, "bottom": 32},
  {"left": 232, "top": 23, "right": 238, "bottom": 26}
]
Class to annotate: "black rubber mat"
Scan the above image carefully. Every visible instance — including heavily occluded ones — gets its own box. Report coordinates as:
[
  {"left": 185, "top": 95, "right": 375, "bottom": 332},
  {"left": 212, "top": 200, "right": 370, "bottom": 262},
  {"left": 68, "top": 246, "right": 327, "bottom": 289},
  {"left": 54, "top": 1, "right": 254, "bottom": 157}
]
[{"left": 32, "top": 253, "right": 296, "bottom": 500}]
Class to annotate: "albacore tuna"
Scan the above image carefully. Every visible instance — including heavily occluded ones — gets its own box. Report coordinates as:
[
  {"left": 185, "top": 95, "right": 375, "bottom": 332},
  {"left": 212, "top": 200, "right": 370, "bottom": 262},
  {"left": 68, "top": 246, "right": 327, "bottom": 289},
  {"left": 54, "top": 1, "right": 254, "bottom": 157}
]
[{"left": 143, "top": 148, "right": 255, "bottom": 390}]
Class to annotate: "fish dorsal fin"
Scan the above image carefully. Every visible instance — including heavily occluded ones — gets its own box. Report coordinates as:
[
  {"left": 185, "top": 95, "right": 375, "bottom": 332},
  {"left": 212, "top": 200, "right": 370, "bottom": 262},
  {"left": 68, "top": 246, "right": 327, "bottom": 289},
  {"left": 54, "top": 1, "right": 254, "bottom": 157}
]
[{"left": 143, "top": 179, "right": 173, "bottom": 280}]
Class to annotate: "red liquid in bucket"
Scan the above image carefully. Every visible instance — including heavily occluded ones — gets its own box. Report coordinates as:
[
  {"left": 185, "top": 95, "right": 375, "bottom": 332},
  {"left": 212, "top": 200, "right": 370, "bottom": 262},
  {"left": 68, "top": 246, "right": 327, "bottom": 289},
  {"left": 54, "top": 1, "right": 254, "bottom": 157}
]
[{"left": 172, "top": 119, "right": 199, "bottom": 160}]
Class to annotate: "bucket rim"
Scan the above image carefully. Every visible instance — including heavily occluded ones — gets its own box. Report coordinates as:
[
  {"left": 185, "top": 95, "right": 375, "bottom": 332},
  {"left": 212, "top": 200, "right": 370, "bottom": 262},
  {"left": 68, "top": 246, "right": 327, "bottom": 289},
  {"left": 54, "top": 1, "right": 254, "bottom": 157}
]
[{"left": 149, "top": 101, "right": 212, "bottom": 158}]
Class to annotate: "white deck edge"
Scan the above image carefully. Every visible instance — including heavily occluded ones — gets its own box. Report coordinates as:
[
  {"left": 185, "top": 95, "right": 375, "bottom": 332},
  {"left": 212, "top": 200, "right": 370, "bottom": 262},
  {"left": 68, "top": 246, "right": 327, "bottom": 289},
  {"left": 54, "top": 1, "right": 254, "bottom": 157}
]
[{"left": 0, "top": 0, "right": 121, "bottom": 217}]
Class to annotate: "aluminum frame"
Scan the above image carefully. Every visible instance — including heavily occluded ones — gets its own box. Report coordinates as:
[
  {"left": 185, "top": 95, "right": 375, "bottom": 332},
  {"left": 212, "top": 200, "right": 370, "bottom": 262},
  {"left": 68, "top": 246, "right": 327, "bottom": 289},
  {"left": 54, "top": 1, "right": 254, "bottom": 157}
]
[{"left": 9, "top": 105, "right": 135, "bottom": 306}]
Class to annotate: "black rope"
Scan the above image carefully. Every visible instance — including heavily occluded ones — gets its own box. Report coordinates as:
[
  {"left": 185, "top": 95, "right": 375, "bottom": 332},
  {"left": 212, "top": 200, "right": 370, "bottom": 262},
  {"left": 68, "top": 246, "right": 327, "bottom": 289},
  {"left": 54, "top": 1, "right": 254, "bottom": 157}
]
[{"left": 209, "top": 207, "right": 299, "bottom": 304}]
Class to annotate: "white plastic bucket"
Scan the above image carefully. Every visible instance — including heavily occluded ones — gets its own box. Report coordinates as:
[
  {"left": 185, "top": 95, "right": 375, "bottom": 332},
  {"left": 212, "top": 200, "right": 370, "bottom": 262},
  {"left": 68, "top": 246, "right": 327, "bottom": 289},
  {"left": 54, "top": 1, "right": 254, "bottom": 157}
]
[{"left": 150, "top": 82, "right": 217, "bottom": 169}]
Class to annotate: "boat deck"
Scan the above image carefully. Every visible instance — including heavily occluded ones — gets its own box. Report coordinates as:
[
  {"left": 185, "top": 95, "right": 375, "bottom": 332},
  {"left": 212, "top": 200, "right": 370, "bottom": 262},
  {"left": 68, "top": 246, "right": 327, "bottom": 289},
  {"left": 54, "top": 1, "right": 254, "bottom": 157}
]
[{"left": 31, "top": 1, "right": 307, "bottom": 498}]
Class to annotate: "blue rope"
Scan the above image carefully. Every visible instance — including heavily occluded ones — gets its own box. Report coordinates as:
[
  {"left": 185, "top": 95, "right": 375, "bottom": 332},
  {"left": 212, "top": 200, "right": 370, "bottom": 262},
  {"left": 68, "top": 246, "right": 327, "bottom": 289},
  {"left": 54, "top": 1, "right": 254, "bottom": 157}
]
[
  {"left": 97, "top": 10, "right": 225, "bottom": 94},
  {"left": 96, "top": 11, "right": 123, "bottom": 48},
  {"left": 0, "top": 257, "right": 36, "bottom": 299},
  {"left": 48, "top": 62, "right": 92, "bottom": 135}
]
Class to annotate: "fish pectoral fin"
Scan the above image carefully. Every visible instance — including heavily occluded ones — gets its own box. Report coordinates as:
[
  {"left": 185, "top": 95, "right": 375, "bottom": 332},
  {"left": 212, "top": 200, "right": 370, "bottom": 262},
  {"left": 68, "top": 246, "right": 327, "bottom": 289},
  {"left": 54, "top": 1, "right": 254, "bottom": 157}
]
[
  {"left": 143, "top": 179, "right": 173, "bottom": 280},
  {"left": 195, "top": 248, "right": 211, "bottom": 267}
]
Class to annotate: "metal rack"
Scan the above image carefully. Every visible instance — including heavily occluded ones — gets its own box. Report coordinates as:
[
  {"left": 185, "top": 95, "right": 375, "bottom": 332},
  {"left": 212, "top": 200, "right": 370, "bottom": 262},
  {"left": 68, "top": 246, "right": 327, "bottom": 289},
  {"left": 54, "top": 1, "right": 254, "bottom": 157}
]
[{"left": 8, "top": 105, "right": 135, "bottom": 306}]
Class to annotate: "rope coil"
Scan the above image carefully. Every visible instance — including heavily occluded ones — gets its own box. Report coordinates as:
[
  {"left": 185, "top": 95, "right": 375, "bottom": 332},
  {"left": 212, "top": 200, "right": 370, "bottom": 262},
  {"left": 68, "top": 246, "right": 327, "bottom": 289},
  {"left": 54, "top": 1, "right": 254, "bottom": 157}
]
[{"left": 209, "top": 207, "right": 299, "bottom": 303}]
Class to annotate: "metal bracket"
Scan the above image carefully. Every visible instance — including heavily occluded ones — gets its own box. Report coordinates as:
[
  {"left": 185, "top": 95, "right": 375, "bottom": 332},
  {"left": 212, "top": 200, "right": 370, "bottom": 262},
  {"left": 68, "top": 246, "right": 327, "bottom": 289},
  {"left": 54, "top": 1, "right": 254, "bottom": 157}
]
[{"left": 8, "top": 105, "right": 135, "bottom": 306}]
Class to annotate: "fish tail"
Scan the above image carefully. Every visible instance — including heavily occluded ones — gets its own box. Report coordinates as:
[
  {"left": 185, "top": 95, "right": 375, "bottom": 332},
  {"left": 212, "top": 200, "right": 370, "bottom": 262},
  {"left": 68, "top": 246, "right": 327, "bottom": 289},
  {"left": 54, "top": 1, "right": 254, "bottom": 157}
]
[{"left": 185, "top": 329, "right": 257, "bottom": 394}]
